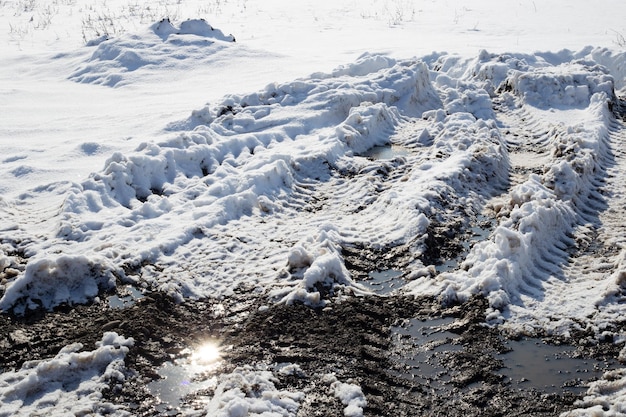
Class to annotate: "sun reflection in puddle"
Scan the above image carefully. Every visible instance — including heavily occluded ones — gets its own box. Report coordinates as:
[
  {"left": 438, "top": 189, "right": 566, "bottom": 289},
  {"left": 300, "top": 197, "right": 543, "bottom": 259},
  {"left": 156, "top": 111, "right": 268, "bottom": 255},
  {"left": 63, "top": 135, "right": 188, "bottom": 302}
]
[
  {"left": 190, "top": 340, "right": 222, "bottom": 368},
  {"left": 147, "top": 339, "right": 224, "bottom": 413}
]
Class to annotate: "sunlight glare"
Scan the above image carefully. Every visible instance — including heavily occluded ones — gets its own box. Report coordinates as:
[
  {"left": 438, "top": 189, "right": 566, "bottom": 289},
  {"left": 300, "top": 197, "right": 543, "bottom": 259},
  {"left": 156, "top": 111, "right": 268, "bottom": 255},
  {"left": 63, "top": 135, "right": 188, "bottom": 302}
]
[{"left": 191, "top": 341, "right": 221, "bottom": 366}]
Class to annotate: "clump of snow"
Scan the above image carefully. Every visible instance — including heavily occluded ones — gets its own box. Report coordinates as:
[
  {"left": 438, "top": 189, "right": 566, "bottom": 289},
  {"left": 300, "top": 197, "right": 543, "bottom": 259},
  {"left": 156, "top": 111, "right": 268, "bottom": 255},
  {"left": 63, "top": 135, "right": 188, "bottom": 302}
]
[
  {"left": 562, "top": 369, "right": 626, "bottom": 417},
  {"left": 323, "top": 374, "right": 367, "bottom": 417},
  {"left": 0, "top": 251, "right": 8, "bottom": 271},
  {"left": 152, "top": 18, "right": 235, "bottom": 43},
  {"left": 587, "top": 48, "right": 626, "bottom": 94},
  {"left": 0, "top": 255, "right": 116, "bottom": 315},
  {"left": 0, "top": 332, "right": 133, "bottom": 417},
  {"left": 191, "top": 365, "right": 303, "bottom": 417},
  {"left": 71, "top": 18, "right": 235, "bottom": 87},
  {"left": 505, "top": 63, "right": 614, "bottom": 108},
  {"left": 269, "top": 226, "right": 369, "bottom": 306}
]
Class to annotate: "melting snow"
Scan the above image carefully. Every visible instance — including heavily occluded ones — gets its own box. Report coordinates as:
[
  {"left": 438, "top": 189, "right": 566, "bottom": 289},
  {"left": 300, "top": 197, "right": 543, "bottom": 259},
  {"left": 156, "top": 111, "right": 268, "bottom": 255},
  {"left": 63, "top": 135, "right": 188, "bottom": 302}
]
[{"left": 2, "top": 0, "right": 626, "bottom": 415}]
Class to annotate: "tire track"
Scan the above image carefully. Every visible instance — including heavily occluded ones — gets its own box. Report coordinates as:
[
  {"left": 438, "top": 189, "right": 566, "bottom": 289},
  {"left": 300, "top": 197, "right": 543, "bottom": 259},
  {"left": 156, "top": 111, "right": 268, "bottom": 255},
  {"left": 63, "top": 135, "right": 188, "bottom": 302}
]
[
  {"left": 552, "top": 112, "right": 626, "bottom": 333},
  {"left": 493, "top": 98, "right": 553, "bottom": 188},
  {"left": 497, "top": 97, "right": 626, "bottom": 336}
]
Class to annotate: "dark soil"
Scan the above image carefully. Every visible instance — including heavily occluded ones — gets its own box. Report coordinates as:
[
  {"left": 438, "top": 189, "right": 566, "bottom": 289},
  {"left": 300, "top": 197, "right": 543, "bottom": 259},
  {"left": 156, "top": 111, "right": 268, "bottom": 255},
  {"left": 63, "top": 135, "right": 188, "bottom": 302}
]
[{"left": 1, "top": 287, "right": 617, "bottom": 416}]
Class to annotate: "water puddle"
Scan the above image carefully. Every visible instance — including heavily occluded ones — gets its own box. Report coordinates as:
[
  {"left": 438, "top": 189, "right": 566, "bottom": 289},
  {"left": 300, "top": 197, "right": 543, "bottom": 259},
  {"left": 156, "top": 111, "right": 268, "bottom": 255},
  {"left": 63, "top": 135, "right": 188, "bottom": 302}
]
[
  {"left": 363, "top": 269, "right": 404, "bottom": 294},
  {"left": 392, "top": 315, "right": 619, "bottom": 394},
  {"left": 391, "top": 316, "right": 460, "bottom": 386},
  {"left": 362, "top": 144, "right": 410, "bottom": 160},
  {"left": 108, "top": 285, "right": 144, "bottom": 309},
  {"left": 148, "top": 340, "right": 222, "bottom": 413},
  {"left": 499, "top": 338, "right": 619, "bottom": 394}
]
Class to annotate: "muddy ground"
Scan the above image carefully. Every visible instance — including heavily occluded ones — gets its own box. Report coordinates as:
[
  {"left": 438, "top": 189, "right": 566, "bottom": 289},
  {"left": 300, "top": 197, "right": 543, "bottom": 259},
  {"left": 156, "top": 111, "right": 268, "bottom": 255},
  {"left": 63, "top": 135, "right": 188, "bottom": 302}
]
[{"left": 0, "top": 285, "right": 622, "bottom": 416}]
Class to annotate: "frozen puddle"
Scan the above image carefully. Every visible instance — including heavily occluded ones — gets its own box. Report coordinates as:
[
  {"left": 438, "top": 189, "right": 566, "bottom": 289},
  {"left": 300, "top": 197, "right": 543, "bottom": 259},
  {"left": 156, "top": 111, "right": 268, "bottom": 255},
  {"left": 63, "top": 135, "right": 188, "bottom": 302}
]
[
  {"left": 148, "top": 340, "right": 222, "bottom": 413},
  {"left": 363, "top": 269, "right": 404, "bottom": 294},
  {"left": 107, "top": 285, "right": 144, "bottom": 309},
  {"left": 500, "top": 339, "right": 618, "bottom": 394},
  {"left": 361, "top": 144, "right": 410, "bottom": 160}
]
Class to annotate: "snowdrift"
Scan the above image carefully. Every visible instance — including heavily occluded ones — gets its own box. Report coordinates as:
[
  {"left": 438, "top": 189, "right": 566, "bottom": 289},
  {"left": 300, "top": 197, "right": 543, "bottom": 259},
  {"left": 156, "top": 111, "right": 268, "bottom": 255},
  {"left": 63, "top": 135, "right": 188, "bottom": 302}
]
[{"left": 71, "top": 19, "right": 235, "bottom": 87}]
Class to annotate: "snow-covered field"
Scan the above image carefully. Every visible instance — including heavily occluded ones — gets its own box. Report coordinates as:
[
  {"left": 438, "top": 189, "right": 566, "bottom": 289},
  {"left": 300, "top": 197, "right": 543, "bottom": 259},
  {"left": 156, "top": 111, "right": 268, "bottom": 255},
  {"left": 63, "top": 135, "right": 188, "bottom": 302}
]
[{"left": 2, "top": 0, "right": 626, "bottom": 415}]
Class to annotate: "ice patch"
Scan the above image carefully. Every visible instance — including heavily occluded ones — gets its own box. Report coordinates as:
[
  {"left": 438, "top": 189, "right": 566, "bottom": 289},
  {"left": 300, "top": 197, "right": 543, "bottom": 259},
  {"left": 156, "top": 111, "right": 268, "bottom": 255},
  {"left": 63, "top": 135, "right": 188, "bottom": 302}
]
[{"left": 363, "top": 269, "right": 404, "bottom": 294}]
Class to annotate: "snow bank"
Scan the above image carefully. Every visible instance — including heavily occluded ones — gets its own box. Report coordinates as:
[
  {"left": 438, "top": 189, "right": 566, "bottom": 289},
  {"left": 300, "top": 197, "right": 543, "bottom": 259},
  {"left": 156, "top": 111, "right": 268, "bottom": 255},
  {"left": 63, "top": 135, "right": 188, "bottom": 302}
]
[
  {"left": 0, "top": 47, "right": 516, "bottom": 312},
  {"left": 0, "top": 332, "right": 133, "bottom": 417},
  {"left": 191, "top": 365, "right": 303, "bottom": 417},
  {"left": 4, "top": 42, "right": 625, "bottom": 338},
  {"left": 2, "top": 53, "right": 446, "bottom": 312},
  {"left": 420, "top": 174, "right": 577, "bottom": 311}
]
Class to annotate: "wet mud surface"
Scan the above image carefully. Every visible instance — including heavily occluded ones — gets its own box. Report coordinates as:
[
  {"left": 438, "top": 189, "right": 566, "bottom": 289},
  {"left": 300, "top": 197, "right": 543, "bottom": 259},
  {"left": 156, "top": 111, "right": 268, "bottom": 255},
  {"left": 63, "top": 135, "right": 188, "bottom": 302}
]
[{"left": 0, "top": 289, "right": 621, "bottom": 416}]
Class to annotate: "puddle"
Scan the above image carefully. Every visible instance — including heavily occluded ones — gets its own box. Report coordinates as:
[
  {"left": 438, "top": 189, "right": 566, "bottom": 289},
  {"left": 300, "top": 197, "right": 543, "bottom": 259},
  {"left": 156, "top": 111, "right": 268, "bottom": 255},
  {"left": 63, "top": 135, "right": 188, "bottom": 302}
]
[
  {"left": 499, "top": 339, "right": 619, "bottom": 394},
  {"left": 148, "top": 361, "right": 217, "bottom": 414},
  {"left": 391, "top": 316, "right": 460, "bottom": 386},
  {"left": 108, "top": 285, "right": 144, "bottom": 309},
  {"left": 363, "top": 269, "right": 404, "bottom": 294},
  {"left": 148, "top": 340, "right": 222, "bottom": 413},
  {"left": 362, "top": 144, "right": 410, "bottom": 160},
  {"left": 391, "top": 317, "right": 618, "bottom": 394}
]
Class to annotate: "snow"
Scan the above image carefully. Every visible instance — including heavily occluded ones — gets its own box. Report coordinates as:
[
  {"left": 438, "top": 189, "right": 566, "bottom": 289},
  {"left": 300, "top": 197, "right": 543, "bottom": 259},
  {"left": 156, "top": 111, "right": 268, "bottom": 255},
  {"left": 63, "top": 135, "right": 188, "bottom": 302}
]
[
  {"left": 0, "top": 332, "right": 133, "bottom": 417},
  {"left": 186, "top": 365, "right": 303, "bottom": 417},
  {"left": 1, "top": 0, "right": 626, "bottom": 415},
  {"left": 329, "top": 377, "right": 367, "bottom": 417},
  {"left": 563, "top": 368, "right": 626, "bottom": 417}
]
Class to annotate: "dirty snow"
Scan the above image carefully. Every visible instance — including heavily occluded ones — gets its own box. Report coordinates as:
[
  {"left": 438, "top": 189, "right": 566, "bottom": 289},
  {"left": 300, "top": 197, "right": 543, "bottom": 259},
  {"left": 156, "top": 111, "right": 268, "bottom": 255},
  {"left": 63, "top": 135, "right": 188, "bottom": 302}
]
[
  {"left": 0, "top": 332, "right": 133, "bottom": 417},
  {"left": 187, "top": 365, "right": 303, "bottom": 417},
  {"left": 2, "top": 0, "right": 626, "bottom": 415}
]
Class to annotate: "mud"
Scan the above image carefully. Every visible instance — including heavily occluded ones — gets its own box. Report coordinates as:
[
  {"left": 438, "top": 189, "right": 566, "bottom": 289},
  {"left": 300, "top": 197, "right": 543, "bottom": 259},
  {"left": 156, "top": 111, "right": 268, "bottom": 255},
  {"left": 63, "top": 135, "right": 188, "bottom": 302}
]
[{"left": 1, "top": 287, "right": 621, "bottom": 416}]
